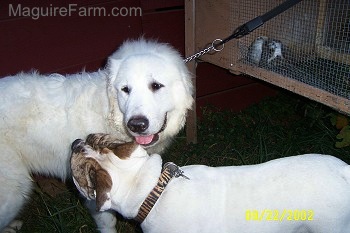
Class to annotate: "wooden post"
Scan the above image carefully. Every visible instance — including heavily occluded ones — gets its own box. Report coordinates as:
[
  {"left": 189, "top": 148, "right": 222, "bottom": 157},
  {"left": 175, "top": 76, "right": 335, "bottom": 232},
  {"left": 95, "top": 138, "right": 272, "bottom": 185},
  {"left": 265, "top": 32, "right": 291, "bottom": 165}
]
[{"left": 185, "top": 0, "right": 197, "bottom": 144}]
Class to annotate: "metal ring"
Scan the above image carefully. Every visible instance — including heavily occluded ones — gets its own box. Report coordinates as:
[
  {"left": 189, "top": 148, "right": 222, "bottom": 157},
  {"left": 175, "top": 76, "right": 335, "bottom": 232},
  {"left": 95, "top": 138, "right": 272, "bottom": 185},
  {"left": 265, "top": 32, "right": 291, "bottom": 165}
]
[{"left": 212, "top": 39, "right": 224, "bottom": 52}]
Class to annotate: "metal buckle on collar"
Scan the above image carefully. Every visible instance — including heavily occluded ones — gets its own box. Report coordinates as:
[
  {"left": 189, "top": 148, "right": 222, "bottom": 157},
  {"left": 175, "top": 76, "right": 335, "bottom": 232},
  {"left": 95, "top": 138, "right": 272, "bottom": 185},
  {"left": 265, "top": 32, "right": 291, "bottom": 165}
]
[{"left": 163, "top": 162, "right": 190, "bottom": 180}]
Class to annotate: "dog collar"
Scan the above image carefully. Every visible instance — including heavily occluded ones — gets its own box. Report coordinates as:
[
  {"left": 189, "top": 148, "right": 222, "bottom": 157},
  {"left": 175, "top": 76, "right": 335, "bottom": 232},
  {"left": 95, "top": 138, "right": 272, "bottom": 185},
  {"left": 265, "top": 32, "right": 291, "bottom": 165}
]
[{"left": 134, "top": 162, "right": 189, "bottom": 223}]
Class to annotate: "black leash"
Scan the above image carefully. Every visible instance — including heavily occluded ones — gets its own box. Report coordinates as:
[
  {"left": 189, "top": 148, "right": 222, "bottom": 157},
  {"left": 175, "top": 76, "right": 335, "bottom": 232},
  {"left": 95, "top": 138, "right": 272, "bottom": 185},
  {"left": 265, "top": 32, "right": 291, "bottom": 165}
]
[{"left": 184, "top": 0, "right": 303, "bottom": 63}]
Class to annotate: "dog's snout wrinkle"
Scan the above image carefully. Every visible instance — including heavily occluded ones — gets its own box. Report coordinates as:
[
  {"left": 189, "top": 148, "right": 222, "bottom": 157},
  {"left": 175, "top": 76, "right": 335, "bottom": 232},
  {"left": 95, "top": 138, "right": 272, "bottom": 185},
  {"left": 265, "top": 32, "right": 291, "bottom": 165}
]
[{"left": 127, "top": 116, "right": 149, "bottom": 133}]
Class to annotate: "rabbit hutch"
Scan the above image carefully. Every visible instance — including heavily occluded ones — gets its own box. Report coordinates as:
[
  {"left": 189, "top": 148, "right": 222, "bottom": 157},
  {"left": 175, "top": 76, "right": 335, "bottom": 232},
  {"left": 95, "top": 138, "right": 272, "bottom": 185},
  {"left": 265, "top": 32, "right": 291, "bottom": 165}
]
[{"left": 185, "top": 0, "right": 350, "bottom": 142}]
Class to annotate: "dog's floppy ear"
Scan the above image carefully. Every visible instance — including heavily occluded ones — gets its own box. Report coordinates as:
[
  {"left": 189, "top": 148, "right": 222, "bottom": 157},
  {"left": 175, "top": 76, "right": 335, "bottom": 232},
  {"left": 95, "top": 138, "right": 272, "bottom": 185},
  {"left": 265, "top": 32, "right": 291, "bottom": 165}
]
[
  {"left": 105, "top": 58, "right": 122, "bottom": 117},
  {"left": 71, "top": 139, "right": 113, "bottom": 211},
  {"left": 172, "top": 78, "right": 194, "bottom": 111},
  {"left": 106, "top": 57, "right": 122, "bottom": 84},
  {"left": 89, "top": 165, "right": 113, "bottom": 211}
]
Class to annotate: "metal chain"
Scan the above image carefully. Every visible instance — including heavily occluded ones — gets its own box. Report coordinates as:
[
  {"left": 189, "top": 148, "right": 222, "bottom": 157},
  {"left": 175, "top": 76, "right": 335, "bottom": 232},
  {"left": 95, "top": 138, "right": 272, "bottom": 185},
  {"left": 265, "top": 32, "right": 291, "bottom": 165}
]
[
  {"left": 183, "top": 0, "right": 303, "bottom": 64},
  {"left": 183, "top": 39, "right": 224, "bottom": 63}
]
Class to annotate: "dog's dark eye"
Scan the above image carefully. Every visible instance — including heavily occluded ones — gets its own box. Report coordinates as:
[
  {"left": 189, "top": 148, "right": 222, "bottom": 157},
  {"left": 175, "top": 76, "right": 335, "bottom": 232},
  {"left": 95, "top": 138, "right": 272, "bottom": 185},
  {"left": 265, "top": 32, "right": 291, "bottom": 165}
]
[
  {"left": 150, "top": 82, "right": 164, "bottom": 92},
  {"left": 121, "top": 86, "right": 130, "bottom": 94}
]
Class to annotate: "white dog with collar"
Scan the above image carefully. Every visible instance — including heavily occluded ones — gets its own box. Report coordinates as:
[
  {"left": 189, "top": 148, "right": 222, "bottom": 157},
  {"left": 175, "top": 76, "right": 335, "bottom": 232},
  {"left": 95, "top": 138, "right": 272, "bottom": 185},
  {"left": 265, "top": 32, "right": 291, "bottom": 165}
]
[{"left": 71, "top": 134, "right": 350, "bottom": 233}]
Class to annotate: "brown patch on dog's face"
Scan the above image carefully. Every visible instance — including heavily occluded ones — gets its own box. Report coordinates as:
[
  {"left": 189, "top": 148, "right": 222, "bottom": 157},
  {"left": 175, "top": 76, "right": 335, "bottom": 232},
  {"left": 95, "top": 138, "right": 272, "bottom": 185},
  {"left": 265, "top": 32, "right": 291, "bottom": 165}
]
[
  {"left": 100, "top": 142, "right": 138, "bottom": 160},
  {"left": 86, "top": 133, "right": 138, "bottom": 160},
  {"left": 71, "top": 136, "right": 140, "bottom": 212},
  {"left": 86, "top": 133, "right": 127, "bottom": 150},
  {"left": 110, "top": 141, "right": 138, "bottom": 159}
]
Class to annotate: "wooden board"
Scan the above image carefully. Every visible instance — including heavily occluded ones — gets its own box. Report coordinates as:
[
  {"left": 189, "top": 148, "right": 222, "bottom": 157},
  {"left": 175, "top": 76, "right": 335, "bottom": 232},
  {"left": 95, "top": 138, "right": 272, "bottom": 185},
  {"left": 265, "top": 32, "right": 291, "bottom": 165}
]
[
  {"left": 194, "top": 0, "right": 234, "bottom": 69},
  {"left": 185, "top": 0, "right": 197, "bottom": 144}
]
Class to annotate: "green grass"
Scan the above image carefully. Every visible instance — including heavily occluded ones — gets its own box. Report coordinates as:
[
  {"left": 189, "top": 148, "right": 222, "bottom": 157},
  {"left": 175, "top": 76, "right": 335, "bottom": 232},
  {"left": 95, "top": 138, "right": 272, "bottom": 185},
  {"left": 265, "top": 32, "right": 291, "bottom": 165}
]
[{"left": 18, "top": 92, "right": 350, "bottom": 233}]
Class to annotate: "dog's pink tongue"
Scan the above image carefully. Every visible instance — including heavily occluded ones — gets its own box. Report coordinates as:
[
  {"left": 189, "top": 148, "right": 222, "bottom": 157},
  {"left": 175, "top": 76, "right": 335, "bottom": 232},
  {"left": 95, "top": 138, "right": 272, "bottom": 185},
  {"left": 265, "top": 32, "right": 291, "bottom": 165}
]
[{"left": 135, "top": 135, "right": 154, "bottom": 145}]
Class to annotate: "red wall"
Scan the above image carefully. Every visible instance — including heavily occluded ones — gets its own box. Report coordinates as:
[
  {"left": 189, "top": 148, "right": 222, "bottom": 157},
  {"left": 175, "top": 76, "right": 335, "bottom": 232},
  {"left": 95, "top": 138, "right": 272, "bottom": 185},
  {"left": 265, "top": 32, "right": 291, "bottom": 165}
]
[
  {"left": 0, "top": 0, "right": 184, "bottom": 75},
  {"left": 0, "top": 0, "right": 276, "bottom": 113},
  {"left": 196, "top": 63, "right": 277, "bottom": 115}
]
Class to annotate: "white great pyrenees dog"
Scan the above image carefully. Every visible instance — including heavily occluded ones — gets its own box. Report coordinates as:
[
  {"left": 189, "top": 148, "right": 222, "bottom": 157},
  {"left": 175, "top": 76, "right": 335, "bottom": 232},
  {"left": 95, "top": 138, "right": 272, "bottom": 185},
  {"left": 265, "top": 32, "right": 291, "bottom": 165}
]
[{"left": 0, "top": 39, "right": 193, "bottom": 232}]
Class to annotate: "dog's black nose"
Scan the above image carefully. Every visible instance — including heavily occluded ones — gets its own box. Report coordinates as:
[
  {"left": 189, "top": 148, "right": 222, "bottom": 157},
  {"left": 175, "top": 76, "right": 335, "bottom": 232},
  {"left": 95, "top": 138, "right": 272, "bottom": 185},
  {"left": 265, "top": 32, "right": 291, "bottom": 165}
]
[
  {"left": 71, "top": 139, "right": 84, "bottom": 152},
  {"left": 127, "top": 116, "right": 149, "bottom": 133}
]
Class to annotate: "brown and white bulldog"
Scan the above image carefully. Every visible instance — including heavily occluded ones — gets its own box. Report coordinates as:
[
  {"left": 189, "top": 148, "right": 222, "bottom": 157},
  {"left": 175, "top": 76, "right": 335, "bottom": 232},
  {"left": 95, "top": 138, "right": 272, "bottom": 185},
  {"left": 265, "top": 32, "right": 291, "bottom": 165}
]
[{"left": 71, "top": 133, "right": 350, "bottom": 233}]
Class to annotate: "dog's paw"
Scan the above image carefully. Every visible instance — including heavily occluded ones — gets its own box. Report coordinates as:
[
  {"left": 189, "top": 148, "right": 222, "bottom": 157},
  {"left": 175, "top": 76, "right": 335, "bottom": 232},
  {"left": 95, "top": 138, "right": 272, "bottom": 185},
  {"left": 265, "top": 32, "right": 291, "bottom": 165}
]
[
  {"left": 86, "top": 133, "right": 128, "bottom": 151},
  {"left": 86, "top": 133, "right": 111, "bottom": 149},
  {"left": 1, "top": 220, "right": 23, "bottom": 233}
]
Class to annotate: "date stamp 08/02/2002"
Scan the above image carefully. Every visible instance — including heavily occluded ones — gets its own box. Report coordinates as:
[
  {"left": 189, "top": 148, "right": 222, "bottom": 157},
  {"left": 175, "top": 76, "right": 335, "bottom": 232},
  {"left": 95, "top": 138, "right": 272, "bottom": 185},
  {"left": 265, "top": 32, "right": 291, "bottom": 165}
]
[{"left": 246, "top": 209, "right": 314, "bottom": 221}]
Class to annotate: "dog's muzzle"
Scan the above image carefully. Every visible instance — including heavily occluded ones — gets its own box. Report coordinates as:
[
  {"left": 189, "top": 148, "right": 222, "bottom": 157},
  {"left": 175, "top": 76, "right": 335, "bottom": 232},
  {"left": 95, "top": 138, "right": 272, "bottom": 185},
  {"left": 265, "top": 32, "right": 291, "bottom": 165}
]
[{"left": 129, "top": 113, "right": 168, "bottom": 147}]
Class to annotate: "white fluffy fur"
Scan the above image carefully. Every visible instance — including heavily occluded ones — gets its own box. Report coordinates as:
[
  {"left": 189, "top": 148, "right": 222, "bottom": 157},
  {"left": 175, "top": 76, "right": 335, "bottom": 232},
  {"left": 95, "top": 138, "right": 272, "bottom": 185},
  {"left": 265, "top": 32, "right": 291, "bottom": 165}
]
[
  {"left": 74, "top": 141, "right": 350, "bottom": 233},
  {"left": 0, "top": 39, "right": 193, "bottom": 232}
]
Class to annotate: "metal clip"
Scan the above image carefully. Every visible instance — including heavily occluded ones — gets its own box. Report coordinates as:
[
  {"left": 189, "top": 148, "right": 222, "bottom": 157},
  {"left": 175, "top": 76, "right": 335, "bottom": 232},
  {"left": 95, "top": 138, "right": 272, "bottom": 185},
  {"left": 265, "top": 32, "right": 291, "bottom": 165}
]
[{"left": 163, "top": 162, "right": 190, "bottom": 180}]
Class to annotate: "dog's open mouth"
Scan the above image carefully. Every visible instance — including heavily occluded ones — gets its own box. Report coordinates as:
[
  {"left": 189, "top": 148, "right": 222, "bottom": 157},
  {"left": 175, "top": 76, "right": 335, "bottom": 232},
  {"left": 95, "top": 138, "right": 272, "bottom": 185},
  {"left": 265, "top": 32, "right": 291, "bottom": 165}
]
[{"left": 134, "top": 113, "right": 167, "bottom": 147}]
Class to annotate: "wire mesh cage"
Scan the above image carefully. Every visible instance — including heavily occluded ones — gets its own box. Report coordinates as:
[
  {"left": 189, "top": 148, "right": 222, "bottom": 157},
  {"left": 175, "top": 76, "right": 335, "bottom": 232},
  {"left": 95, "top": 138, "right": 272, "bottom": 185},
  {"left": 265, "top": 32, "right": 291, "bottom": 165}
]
[{"left": 230, "top": 0, "right": 350, "bottom": 112}]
